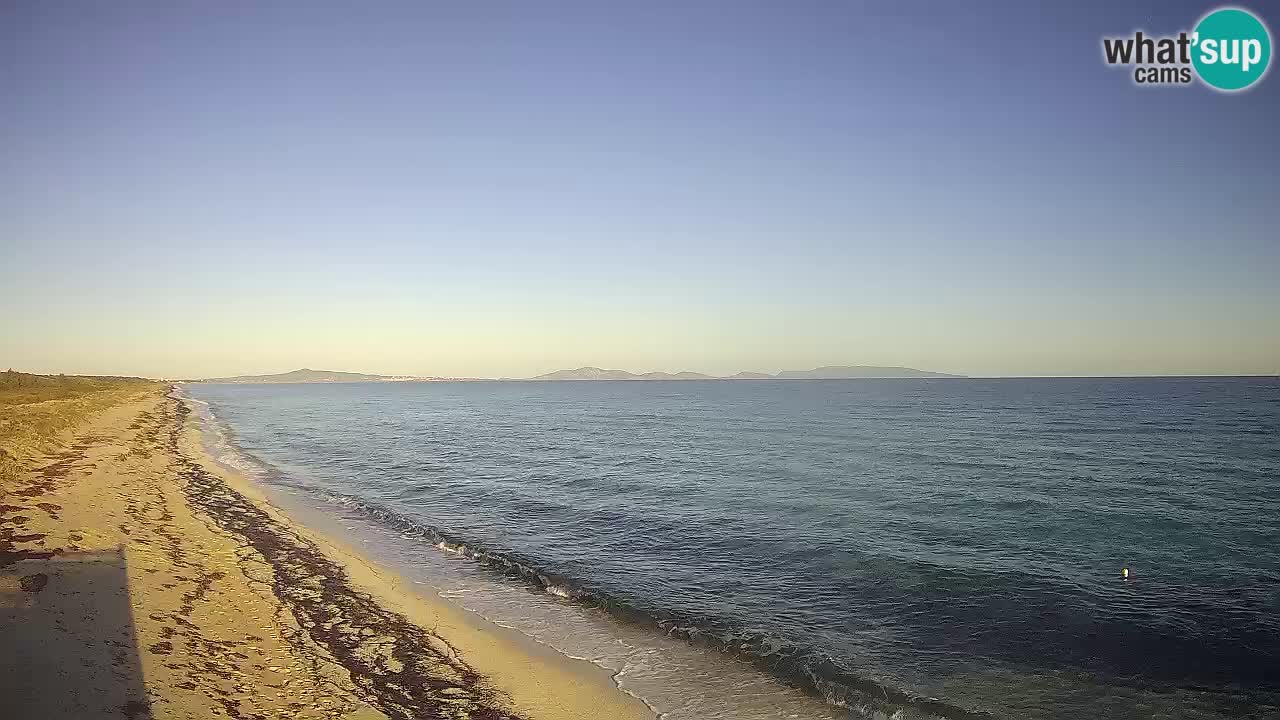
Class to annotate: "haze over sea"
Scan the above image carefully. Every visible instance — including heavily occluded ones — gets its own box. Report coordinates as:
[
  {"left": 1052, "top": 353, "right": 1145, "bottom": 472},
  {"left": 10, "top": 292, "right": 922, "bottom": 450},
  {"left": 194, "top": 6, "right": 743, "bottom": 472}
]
[{"left": 184, "top": 377, "right": 1280, "bottom": 719}]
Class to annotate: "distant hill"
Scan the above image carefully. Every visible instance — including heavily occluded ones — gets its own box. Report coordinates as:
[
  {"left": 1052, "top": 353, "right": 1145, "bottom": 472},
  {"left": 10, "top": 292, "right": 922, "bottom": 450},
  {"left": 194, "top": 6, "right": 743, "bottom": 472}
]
[
  {"left": 527, "top": 365, "right": 963, "bottom": 381},
  {"left": 195, "top": 365, "right": 964, "bottom": 384},
  {"left": 774, "top": 365, "right": 963, "bottom": 379},
  {"left": 527, "top": 367, "right": 641, "bottom": 381},
  {"left": 639, "top": 371, "right": 716, "bottom": 380},
  {"left": 195, "top": 368, "right": 416, "bottom": 384}
]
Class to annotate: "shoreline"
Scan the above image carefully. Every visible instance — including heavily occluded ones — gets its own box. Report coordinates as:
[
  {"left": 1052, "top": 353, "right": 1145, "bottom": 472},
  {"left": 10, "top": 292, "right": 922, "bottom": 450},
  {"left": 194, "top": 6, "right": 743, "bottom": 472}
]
[
  {"left": 171, "top": 390, "right": 661, "bottom": 720},
  {"left": 181, "top": 389, "right": 870, "bottom": 720},
  {"left": 182, "top": 389, "right": 966, "bottom": 720},
  {"left": 1, "top": 387, "right": 656, "bottom": 720},
  {"left": 175, "top": 378, "right": 1280, "bottom": 720}
]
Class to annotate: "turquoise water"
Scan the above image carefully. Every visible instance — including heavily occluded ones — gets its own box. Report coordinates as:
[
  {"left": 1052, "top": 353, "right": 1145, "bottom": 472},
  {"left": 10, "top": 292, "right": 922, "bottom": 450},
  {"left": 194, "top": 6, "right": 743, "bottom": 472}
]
[{"left": 185, "top": 378, "right": 1280, "bottom": 719}]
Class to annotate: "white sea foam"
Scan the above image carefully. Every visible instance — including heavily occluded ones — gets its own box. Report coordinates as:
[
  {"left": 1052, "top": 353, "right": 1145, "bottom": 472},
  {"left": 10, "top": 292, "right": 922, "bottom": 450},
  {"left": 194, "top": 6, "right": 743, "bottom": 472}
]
[
  {"left": 244, "top": 488, "right": 850, "bottom": 720},
  {"left": 544, "top": 584, "right": 574, "bottom": 599}
]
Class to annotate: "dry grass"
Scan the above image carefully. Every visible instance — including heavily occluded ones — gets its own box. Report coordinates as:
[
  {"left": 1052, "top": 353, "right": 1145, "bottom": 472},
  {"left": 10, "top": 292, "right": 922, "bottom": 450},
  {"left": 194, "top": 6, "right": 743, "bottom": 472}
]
[{"left": 0, "top": 370, "right": 163, "bottom": 484}]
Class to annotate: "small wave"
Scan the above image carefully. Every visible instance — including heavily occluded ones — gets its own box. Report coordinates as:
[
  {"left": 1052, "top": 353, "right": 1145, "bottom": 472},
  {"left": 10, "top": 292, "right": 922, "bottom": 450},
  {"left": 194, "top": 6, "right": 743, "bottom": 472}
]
[
  {"left": 177, "top": 393, "right": 983, "bottom": 718},
  {"left": 544, "top": 583, "right": 576, "bottom": 599},
  {"left": 184, "top": 399, "right": 290, "bottom": 485},
  {"left": 258, "top": 480, "right": 985, "bottom": 720}
]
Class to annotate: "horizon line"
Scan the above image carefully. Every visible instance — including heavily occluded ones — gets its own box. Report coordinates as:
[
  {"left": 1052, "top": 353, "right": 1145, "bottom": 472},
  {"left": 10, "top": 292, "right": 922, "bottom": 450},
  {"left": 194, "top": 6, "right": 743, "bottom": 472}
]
[{"left": 8, "top": 369, "right": 1278, "bottom": 382}]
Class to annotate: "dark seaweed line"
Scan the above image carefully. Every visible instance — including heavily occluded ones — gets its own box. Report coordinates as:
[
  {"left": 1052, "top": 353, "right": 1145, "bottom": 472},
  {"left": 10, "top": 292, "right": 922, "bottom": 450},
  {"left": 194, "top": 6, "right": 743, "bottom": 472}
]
[{"left": 166, "top": 392, "right": 525, "bottom": 720}]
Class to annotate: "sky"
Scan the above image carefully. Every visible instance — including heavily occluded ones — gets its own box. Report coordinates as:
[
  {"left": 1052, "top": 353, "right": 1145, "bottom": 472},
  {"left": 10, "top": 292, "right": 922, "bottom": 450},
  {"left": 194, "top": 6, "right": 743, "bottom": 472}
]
[{"left": 2, "top": 1, "right": 1277, "bottom": 379}]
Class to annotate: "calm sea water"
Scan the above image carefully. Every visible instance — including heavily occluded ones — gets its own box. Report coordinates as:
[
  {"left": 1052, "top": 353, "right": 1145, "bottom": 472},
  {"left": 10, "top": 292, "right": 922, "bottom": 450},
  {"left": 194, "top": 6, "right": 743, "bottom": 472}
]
[{"left": 182, "top": 378, "right": 1280, "bottom": 719}]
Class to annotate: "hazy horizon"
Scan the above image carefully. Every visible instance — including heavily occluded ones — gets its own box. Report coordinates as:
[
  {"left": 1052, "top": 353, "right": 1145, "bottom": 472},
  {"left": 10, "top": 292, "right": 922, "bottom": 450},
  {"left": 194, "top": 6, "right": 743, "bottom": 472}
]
[
  {"left": 6, "top": 363, "right": 1277, "bottom": 382},
  {"left": 4, "top": 1, "right": 1278, "bottom": 380}
]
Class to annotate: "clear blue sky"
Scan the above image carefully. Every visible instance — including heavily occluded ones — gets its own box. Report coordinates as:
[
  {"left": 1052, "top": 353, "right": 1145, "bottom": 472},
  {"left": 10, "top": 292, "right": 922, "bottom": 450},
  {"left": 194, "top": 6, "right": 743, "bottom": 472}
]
[{"left": 2, "top": 1, "right": 1277, "bottom": 377}]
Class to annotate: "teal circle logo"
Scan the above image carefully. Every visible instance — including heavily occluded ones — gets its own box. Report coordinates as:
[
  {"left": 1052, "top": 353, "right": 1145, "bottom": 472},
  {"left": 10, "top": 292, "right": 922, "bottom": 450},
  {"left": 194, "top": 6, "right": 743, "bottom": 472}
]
[{"left": 1192, "top": 7, "right": 1272, "bottom": 91}]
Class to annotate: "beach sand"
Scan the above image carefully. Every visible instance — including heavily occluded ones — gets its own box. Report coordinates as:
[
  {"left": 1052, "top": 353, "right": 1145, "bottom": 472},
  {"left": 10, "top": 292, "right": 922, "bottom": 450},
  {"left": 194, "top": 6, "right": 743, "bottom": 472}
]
[{"left": 1, "top": 387, "right": 656, "bottom": 720}]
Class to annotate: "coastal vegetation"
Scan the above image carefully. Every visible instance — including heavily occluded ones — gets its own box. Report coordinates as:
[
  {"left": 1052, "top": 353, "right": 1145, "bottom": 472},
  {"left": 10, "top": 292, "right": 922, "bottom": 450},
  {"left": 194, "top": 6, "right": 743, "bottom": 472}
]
[{"left": 0, "top": 370, "right": 159, "bottom": 483}]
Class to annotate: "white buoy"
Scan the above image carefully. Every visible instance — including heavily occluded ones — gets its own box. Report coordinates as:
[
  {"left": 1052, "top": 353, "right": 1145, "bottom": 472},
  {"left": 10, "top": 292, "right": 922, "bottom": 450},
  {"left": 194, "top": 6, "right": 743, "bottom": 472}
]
[{"left": 1122, "top": 567, "right": 1130, "bottom": 579}]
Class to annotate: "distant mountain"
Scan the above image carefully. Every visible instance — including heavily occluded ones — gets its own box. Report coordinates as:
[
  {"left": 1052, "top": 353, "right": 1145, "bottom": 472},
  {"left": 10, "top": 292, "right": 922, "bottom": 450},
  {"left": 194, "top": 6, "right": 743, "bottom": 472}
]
[
  {"left": 528, "top": 367, "right": 717, "bottom": 381},
  {"left": 639, "top": 371, "right": 716, "bottom": 380},
  {"left": 527, "top": 365, "right": 963, "bottom": 381},
  {"left": 773, "top": 365, "right": 963, "bottom": 379},
  {"left": 528, "top": 367, "right": 643, "bottom": 381},
  {"left": 196, "top": 368, "right": 418, "bottom": 384},
  {"left": 197, "top": 365, "right": 964, "bottom": 384}
]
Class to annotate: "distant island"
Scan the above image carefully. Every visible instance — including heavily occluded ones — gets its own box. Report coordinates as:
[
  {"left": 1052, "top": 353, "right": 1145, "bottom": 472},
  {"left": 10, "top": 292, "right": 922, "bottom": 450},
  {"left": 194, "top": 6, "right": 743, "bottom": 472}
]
[
  {"left": 526, "top": 365, "right": 965, "bottom": 381},
  {"left": 194, "top": 365, "right": 964, "bottom": 384},
  {"left": 194, "top": 368, "right": 428, "bottom": 384}
]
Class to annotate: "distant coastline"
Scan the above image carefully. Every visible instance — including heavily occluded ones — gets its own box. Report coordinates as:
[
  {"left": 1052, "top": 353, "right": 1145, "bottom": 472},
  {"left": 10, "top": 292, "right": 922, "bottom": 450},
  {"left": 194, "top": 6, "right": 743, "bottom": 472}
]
[
  {"left": 192, "top": 365, "right": 966, "bottom": 384},
  {"left": 523, "top": 365, "right": 965, "bottom": 381},
  {"left": 194, "top": 368, "right": 436, "bottom": 384}
]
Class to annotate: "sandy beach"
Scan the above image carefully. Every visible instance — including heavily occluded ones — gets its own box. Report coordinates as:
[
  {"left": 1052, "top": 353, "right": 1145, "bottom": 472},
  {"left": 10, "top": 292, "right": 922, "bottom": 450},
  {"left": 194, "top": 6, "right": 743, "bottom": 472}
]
[{"left": 1, "top": 386, "right": 656, "bottom": 720}]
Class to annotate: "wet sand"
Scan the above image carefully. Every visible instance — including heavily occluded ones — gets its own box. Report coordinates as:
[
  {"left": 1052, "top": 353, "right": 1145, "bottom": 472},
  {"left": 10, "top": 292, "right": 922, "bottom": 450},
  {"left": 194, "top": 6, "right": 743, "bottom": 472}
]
[{"left": 1, "top": 387, "right": 656, "bottom": 720}]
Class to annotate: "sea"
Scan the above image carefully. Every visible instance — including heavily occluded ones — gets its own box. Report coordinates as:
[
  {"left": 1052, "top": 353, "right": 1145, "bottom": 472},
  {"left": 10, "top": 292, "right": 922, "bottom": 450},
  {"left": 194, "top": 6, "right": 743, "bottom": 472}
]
[{"left": 179, "top": 378, "right": 1280, "bottom": 719}]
